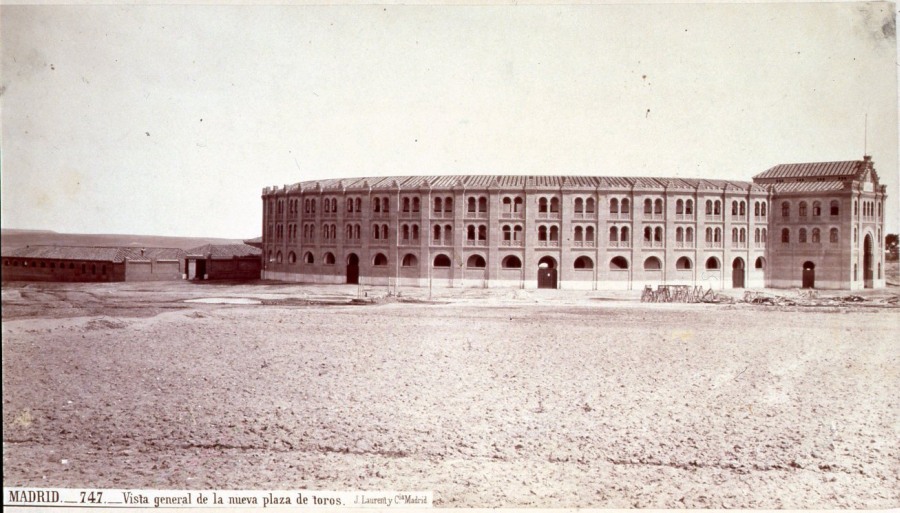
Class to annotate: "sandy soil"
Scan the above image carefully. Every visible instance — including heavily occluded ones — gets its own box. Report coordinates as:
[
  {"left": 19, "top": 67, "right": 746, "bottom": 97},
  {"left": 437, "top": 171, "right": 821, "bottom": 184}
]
[{"left": 2, "top": 281, "right": 899, "bottom": 508}]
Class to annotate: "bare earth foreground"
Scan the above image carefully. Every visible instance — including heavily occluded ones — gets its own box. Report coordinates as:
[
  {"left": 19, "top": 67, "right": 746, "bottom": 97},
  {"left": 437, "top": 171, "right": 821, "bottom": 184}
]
[{"left": 2, "top": 281, "right": 898, "bottom": 508}]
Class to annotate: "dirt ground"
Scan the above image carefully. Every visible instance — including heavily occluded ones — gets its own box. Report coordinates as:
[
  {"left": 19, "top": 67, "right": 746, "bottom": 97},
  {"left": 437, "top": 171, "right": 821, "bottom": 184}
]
[{"left": 2, "top": 281, "right": 899, "bottom": 508}]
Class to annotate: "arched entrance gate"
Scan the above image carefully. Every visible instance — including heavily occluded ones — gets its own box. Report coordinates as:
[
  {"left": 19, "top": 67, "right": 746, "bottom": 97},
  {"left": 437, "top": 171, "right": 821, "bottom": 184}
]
[
  {"left": 346, "top": 253, "right": 359, "bottom": 285},
  {"left": 537, "top": 256, "right": 558, "bottom": 289}
]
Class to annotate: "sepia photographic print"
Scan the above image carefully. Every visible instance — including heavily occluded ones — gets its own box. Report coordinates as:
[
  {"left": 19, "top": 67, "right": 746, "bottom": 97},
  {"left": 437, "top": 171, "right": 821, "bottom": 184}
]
[{"left": 2, "top": 1, "right": 898, "bottom": 509}]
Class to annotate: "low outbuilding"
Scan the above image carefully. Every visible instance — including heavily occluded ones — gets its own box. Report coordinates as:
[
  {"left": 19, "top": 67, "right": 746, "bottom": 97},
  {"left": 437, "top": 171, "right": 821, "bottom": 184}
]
[
  {"left": 184, "top": 244, "right": 261, "bottom": 280},
  {"left": 1, "top": 245, "right": 185, "bottom": 282}
]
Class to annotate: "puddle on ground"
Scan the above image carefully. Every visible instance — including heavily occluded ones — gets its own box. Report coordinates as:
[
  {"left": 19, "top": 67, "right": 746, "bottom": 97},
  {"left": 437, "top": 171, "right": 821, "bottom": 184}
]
[{"left": 184, "top": 297, "right": 262, "bottom": 305}]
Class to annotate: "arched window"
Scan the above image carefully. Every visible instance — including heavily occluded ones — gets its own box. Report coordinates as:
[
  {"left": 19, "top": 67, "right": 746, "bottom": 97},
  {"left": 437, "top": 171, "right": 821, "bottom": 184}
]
[
  {"left": 355, "top": 198, "right": 361, "bottom": 212},
  {"left": 574, "top": 226, "right": 584, "bottom": 242},
  {"left": 609, "top": 256, "right": 629, "bottom": 270},
  {"left": 643, "top": 226, "right": 652, "bottom": 242},
  {"left": 621, "top": 226, "right": 630, "bottom": 242},
  {"left": 654, "top": 199, "right": 663, "bottom": 214},
  {"left": 502, "top": 225, "right": 512, "bottom": 241},
  {"left": 433, "top": 224, "right": 442, "bottom": 241},
  {"left": 609, "top": 226, "right": 619, "bottom": 242},
  {"left": 706, "top": 200, "right": 713, "bottom": 215},
  {"left": 621, "top": 199, "right": 630, "bottom": 214},
  {"left": 549, "top": 225, "right": 559, "bottom": 241},
  {"left": 782, "top": 201, "right": 790, "bottom": 218},
  {"left": 705, "top": 257, "right": 720, "bottom": 270},
  {"left": 467, "top": 225, "right": 476, "bottom": 241},
  {"left": 412, "top": 197, "right": 420, "bottom": 212},
  {"left": 433, "top": 254, "right": 451, "bottom": 267},
  {"left": 412, "top": 224, "right": 419, "bottom": 240},
  {"left": 739, "top": 201, "right": 746, "bottom": 216},
  {"left": 303, "top": 252, "right": 313, "bottom": 264},
  {"left": 347, "top": 198, "right": 354, "bottom": 212},
  {"left": 830, "top": 200, "right": 839, "bottom": 216},
  {"left": 443, "top": 224, "right": 452, "bottom": 243},
  {"left": 811, "top": 228, "right": 821, "bottom": 243},
  {"left": 444, "top": 197, "right": 453, "bottom": 213},
  {"left": 373, "top": 253, "right": 388, "bottom": 266},
  {"left": 761, "top": 201, "right": 767, "bottom": 216},
  {"left": 755, "top": 257, "right": 765, "bottom": 269},
  {"left": 373, "top": 224, "right": 381, "bottom": 239},
  {"left": 402, "top": 253, "right": 418, "bottom": 267},
  {"left": 467, "top": 197, "right": 477, "bottom": 213},
  {"left": 676, "top": 199, "right": 684, "bottom": 215},
  {"left": 799, "top": 228, "right": 807, "bottom": 243},
  {"left": 355, "top": 224, "right": 361, "bottom": 239},
  {"left": 830, "top": 228, "right": 839, "bottom": 243},
  {"left": 502, "top": 197, "right": 512, "bottom": 213},
  {"left": 501, "top": 255, "right": 522, "bottom": 269},
  {"left": 686, "top": 227, "right": 694, "bottom": 243},
  {"left": 538, "top": 225, "right": 548, "bottom": 241},
  {"left": 574, "top": 256, "right": 593, "bottom": 269},
  {"left": 466, "top": 255, "right": 486, "bottom": 268},
  {"left": 574, "top": 198, "right": 584, "bottom": 213},
  {"left": 513, "top": 196, "right": 523, "bottom": 212},
  {"left": 550, "top": 197, "right": 560, "bottom": 213},
  {"left": 654, "top": 227, "right": 662, "bottom": 242},
  {"left": 403, "top": 197, "right": 410, "bottom": 212},
  {"left": 402, "top": 224, "right": 410, "bottom": 240},
  {"left": 323, "top": 252, "right": 336, "bottom": 265},
  {"left": 586, "top": 226, "right": 594, "bottom": 242},
  {"left": 644, "top": 257, "right": 662, "bottom": 270},
  {"left": 782, "top": 228, "right": 790, "bottom": 244},
  {"left": 434, "top": 197, "right": 442, "bottom": 213},
  {"left": 714, "top": 200, "right": 721, "bottom": 215},
  {"left": 676, "top": 227, "right": 684, "bottom": 242},
  {"left": 539, "top": 197, "right": 549, "bottom": 213},
  {"left": 731, "top": 200, "right": 738, "bottom": 216},
  {"left": 610, "top": 198, "right": 619, "bottom": 214},
  {"left": 478, "top": 197, "right": 487, "bottom": 213},
  {"left": 585, "top": 198, "right": 595, "bottom": 213},
  {"left": 288, "top": 252, "right": 297, "bottom": 264},
  {"left": 644, "top": 198, "right": 653, "bottom": 215},
  {"left": 799, "top": 201, "right": 808, "bottom": 217},
  {"left": 513, "top": 225, "right": 523, "bottom": 240},
  {"left": 685, "top": 199, "right": 693, "bottom": 215},
  {"left": 754, "top": 202, "right": 760, "bottom": 216},
  {"left": 813, "top": 201, "right": 821, "bottom": 217},
  {"left": 676, "top": 256, "right": 692, "bottom": 270}
]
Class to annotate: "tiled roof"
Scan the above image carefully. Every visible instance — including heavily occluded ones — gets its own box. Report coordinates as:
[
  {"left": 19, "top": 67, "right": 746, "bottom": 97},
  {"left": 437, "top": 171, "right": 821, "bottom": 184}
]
[
  {"left": 0, "top": 246, "right": 185, "bottom": 262},
  {"left": 754, "top": 160, "right": 864, "bottom": 180},
  {"left": 768, "top": 180, "right": 847, "bottom": 194},
  {"left": 274, "top": 175, "right": 758, "bottom": 193},
  {"left": 186, "top": 244, "right": 261, "bottom": 259}
]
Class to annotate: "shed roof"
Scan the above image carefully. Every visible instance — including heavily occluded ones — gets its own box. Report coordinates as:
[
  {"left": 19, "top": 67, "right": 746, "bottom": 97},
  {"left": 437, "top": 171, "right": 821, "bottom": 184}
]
[
  {"left": 186, "top": 244, "right": 261, "bottom": 259},
  {"left": 0, "top": 245, "right": 185, "bottom": 262}
]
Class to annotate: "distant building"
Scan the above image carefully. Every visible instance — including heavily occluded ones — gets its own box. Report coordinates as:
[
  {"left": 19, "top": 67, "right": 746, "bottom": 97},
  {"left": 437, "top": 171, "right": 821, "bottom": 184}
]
[
  {"left": 259, "top": 157, "right": 887, "bottom": 291},
  {"left": 1, "top": 246, "right": 185, "bottom": 282},
  {"left": 185, "top": 244, "right": 261, "bottom": 280}
]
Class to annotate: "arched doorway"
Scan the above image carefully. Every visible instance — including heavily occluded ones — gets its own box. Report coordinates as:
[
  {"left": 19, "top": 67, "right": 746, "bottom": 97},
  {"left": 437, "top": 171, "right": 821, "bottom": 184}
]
[
  {"left": 346, "top": 253, "right": 359, "bottom": 284},
  {"left": 802, "top": 261, "right": 815, "bottom": 289},
  {"left": 864, "top": 234, "right": 874, "bottom": 288},
  {"left": 732, "top": 257, "right": 745, "bottom": 289},
  {"left": 537, "top": 256, "right": 557, "bottom": 289}
]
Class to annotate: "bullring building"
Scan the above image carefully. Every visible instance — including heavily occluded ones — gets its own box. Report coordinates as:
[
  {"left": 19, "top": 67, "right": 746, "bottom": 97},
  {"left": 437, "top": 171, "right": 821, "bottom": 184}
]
[{"left": 260, "top": 157, "right": 887, "bottom": 290}]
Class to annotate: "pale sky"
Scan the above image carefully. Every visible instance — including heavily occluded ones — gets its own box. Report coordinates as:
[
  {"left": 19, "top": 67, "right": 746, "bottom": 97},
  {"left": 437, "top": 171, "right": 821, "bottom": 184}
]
[{"left": 1, "top": 2, "right": 897, "bottom": 238}]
